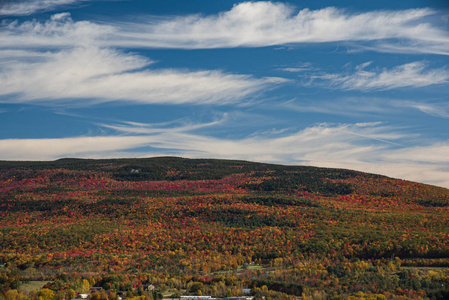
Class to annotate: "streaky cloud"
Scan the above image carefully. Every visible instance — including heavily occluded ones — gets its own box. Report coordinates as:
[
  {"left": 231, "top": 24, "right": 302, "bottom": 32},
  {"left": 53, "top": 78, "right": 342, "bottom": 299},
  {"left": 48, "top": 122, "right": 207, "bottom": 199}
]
[
  {"left": 409, "top": 103, "right": 449, "bottom": 118},
  {"left": 108, "top": 2, "right": 449, "bottom": 54},
  {"left": 1, "top": 121, "right": 448, "bottom": 188},
  {"left": 315, "top": 62, "right": 449, "bottom": 90},
  {"left": 1, "top": 3, "right": 448, "bottom": 54},
  {"left": 0, "top": 13, "right": 115, "bottom": 49},
  {"left": 0, "top": 0, "right": 89, "bottom": 16},
  {"left": 0, "top": 46, "right": 281, "bottom": 105},
  {"left": 280, "top": 97, "right": 449, "bottom": 119}
]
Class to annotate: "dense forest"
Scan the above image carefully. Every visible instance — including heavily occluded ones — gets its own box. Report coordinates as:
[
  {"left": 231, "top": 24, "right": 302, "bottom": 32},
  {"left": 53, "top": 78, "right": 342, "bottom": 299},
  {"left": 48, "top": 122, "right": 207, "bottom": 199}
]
[{"left": 0, "top": 157, "right": 448, "bottom": 300}]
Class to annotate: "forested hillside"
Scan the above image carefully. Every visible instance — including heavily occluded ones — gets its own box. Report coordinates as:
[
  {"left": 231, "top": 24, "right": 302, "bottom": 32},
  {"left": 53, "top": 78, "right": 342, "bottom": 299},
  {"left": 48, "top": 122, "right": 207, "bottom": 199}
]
[{"left": 1, "top": 157, "right": 448, "bottom": 300}]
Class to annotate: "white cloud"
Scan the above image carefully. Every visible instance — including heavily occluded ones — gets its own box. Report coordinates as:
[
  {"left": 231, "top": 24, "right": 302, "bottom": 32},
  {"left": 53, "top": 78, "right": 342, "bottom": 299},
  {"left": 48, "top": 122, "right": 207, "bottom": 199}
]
[
  {"left": 1, "top": 3, "right": 448, "bottom": 54},
  {"left": 317, "top": 62, "right": 449, "bottom": 90},
  {"left": 0, "top": 0, "right": 88, "bottom": 16},
  {"left": 0, "top": 12, "right": 287, "bottom": 105},
  {"left": 280, "top": 97, "right": 449, "bottom": 119},
  {"left": 279, "top": 62, "right": 316, "bottom": 73},
  {"left": 105, "top": 2, "right": 449, "bottom": 53},
  {"left": 0, "top": 46, "right": 279, "bottom": 105},
  {"left": 1, "top": 121, "right": 448, "bottom": 188},
  {"left": 409, "top": 103, "right": 449, "bottom": 118},
  {"left": 384, "top": 143, "right": 449, "bottom": 164},
  {"left": 99, "top": 116, "right": 229, "bottom": 135},
  {"left": 0, "top": 13, "right": 115, "bottom": 49},
  {"left": 0, "top": 136, "right": 152, "bottom": 160},
  {"left": 0, "top": 5, "right": 446, "bottom": 106},
  {"left": 0, "top": 122, "right": 399, "bottom": 162},
  {"left": 361, "top": 41, "right": 449, "bottom": 57}
]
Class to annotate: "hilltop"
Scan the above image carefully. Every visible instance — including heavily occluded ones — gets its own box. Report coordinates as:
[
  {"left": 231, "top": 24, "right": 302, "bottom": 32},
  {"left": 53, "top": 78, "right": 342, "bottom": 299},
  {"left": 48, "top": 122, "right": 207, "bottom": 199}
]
[{"left": 1, "top": 157, "right": 448, "bottom": 300}]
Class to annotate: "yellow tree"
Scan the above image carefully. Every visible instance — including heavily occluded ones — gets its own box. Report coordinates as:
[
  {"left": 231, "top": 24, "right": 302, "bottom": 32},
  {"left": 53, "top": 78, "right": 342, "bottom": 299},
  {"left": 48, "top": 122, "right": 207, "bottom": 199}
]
[
  {"left": 5, "top": 290, "right": 17, "bottom": 300},
  {"left": 81, "top": 279, "right": 90, "bottom": 293},
  {"left": 39, "top": 288, "right": 55, "bottom": 300},
  {"left": 67, "top": 289, "right": 76, "bottom": 299}
]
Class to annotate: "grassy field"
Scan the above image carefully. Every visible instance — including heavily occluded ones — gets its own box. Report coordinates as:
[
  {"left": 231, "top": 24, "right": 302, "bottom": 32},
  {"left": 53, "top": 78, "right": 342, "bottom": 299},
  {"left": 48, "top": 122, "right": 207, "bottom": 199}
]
[
  {"left": 237, "top": 265, "right": 265, "bottom": 271},
  {"left": 20, "top": 281, "right": 49, "bottom": 292}
]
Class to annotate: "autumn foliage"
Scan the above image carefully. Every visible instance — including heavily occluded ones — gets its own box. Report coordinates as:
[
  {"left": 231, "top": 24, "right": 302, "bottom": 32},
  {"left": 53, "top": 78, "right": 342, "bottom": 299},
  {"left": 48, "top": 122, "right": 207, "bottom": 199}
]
[{"left": 0, "top": 157, "right": 448, "bottom": 299}]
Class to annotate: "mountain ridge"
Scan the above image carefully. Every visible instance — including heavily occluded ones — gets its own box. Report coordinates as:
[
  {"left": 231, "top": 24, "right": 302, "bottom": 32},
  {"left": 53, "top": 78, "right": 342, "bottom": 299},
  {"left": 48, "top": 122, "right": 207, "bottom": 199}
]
[{"left": 1, "top": 157, "right": 449, "bottom": 299}]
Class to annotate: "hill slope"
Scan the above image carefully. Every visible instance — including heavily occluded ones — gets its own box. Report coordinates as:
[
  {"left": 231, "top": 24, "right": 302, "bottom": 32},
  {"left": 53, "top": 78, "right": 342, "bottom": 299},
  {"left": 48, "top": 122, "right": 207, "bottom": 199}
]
[{"left": 1, "top": 157, "right": 448, "bottom": 299}]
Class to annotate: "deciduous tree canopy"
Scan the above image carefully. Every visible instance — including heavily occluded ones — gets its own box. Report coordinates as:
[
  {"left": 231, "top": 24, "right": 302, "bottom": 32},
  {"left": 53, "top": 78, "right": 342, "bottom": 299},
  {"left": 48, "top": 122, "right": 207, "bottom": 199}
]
[{"left": 0, "top": 157, "right": 448, "bottom": 299}]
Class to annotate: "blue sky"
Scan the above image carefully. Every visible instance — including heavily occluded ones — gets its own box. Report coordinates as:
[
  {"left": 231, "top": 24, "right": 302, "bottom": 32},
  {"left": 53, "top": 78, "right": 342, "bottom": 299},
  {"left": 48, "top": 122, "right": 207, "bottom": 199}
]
[{"left": 1, "top": 0, "right": 449, "bottom": 187}]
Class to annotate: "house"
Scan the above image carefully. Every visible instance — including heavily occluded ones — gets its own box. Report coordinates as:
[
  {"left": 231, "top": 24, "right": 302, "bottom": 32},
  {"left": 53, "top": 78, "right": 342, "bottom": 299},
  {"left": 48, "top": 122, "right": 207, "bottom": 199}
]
[
  {"left": 241, "top": 289, "right": 252, "bottom": 295},
  {"left": 142, "top": 284, "right": 155, "bottom": 291}
]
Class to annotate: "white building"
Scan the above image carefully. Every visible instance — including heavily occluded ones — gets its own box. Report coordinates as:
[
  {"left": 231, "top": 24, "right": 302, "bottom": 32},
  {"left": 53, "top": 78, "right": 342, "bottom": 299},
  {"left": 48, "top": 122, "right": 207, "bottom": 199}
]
[{"left": 180, "top": 296, "right": 214, "bottom": 300}]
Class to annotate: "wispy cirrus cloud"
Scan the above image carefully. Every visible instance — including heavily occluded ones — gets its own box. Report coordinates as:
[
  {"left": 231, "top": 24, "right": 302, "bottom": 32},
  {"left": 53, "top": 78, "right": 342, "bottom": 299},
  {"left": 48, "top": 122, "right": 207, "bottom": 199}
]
[
  {"left": 410, "top": 102, "right": 449, "bottom": 118},
  {"left": 0, "top": 0, "right": 89, "bottom": 16},
  {"left": 107, "top": 2, "right": 449, "bottom": 53},
  {"left": 0, "top": 3, "right": 446, "bottom": 106},
  {"left": 99, "top": 117, "right": 229, "bottom": 135},
  {"left": 278, "top": 62, "right": 317, "bottom": 73},
  {"left": 0, "top": 12, "right": 114, "bottom": 49},
  {"left": 281, "top": 96, "right": 449, "bottom": 119},
  {"left": 0, "top": 121, "right": 405, "bottom": 161},
  {"left": 0, "top": 12, "right": 284, "bottom": 106},
  {"left": 317, "top": 62, "right": 449, "bottom": 90},
  {"left": 0, "top": 136, "right": 152, "bottom": 159},
  {"left": 1, "top": 2, "right": 449, "bottom": 54},
  {"left": 0, "top": 46, "right": 281, "bottom": 105},
  {"left": 1, "top": 121, "right": 448, "bottom": 188}
]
